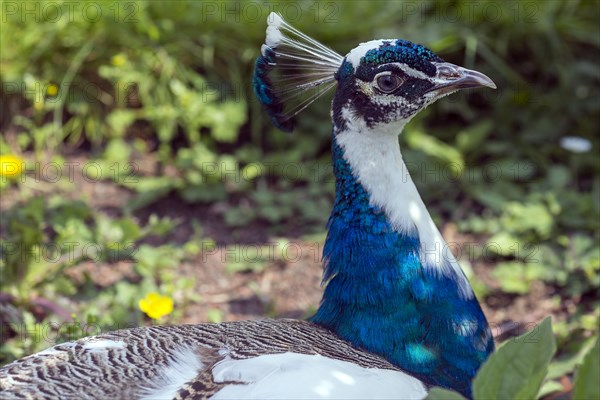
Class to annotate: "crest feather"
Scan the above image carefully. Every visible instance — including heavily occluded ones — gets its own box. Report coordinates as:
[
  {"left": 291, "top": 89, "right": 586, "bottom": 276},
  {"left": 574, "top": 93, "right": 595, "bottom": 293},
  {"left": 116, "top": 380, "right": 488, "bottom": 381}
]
[{"left": 253, "top": 13, "right": 343, "bottom": 132}]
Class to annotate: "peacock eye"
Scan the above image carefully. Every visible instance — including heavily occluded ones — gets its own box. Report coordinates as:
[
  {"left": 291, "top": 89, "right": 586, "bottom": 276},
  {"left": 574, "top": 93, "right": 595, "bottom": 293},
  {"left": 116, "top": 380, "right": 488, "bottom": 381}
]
[{"left": 375, "top": 73, "right": 404, "bottom": 94}]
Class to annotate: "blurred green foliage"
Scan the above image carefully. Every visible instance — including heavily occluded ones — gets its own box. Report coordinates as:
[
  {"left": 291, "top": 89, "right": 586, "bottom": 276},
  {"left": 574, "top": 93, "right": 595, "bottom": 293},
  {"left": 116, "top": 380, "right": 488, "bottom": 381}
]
[
  {"left": 0, "top": 194, "right": 200, "bottom": 360},
  {"left": 2, "top": 0, "right": 598, "bottom": 228},
  {"left": 0, "top": 0, "right": 598, "bottom": 391}
]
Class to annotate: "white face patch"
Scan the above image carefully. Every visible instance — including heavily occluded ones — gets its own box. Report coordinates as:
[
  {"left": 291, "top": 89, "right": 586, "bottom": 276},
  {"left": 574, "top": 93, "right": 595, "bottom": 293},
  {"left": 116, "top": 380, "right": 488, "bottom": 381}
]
[
  {"left": 354, "top": 80, "right": 418, "bottom": 127},
  {"left": 352, "top": 64, "right": 435, "bottom": 125},
  {"left": 357, "top": 80, "right": 374, "bottom": 96}
]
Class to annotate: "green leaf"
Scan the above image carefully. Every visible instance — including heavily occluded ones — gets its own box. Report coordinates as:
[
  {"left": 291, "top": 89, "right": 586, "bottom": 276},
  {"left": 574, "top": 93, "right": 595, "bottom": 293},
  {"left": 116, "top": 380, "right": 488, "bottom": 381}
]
[
  {"left": 546, "top": 166, "right": 570, "bottom": 190},
  {"left": 122, "top": 176, "right": 176, "bottom": 212},
  {"left": 426, "top": 387, "right": 467, "bottom": 400},
  {"left": 405, "top": 128, "right": 464, "bottom": 168},
  {"left": 501, "top": 201, "right": 554, "bottom": 239},
  {"left": 468, "top": 185, "right": 508, "bottom": 211},
  {"left": 103, "top": 138, "right": 131, "bottom": 163},
  {"left": 456, "top": 121, "right": 493, "bottom": 154},
  {"left": 207, "top": 309, "right": 224, "bottom": 324},
  {"left": 492, "top": 262, "right": 522, "bottom": 293},
  {"left": 179, "top": 184, "right": 227, "bottom": 203},
  {"left": 547, "top": 335, "right": 597, "bottom": 379},
  {"left": 106, "top": 110, "right": 137, "bottom": 138},
  {"left": 486, "top": 232, "right": 521, "bottom": 257},
  {"left": 473, "top": 317, "right": 556, "bottom": 400},
  {"left": 537, "top": 380, "right": 564, "bottom": 398},
  {"left": 208, "top": 101, "right": 246, "bottom": 143},
  {"left": 573, "top": 337, "right": 600, "bottom": 400}
]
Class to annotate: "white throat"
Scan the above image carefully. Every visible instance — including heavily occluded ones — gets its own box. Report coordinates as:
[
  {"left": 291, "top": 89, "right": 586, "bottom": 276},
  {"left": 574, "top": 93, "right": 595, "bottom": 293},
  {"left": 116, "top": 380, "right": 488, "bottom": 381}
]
[{"left": 334, "top": 111, "right": 473, "bottom": 299}]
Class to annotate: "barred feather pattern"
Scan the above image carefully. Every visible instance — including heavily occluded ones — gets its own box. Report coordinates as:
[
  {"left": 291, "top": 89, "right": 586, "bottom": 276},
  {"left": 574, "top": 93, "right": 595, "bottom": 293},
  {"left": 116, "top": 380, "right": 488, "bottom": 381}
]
[{"left": 0, "top": 319, "right": 403, "bottom": 399}]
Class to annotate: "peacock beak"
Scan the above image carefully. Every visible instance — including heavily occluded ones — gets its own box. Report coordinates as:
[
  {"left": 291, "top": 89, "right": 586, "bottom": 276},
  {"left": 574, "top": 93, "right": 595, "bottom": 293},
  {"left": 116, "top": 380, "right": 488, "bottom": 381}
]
[{"left": 426, "top": 62, "right": 496, "bottom": 94}]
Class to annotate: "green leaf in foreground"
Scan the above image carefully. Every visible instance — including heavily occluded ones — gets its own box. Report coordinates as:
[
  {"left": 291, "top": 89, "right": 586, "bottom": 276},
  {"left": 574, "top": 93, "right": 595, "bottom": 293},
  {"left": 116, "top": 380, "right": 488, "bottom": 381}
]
[
  {"left": 426, "top": 387, "right": 466, "bottom": 400},
  {"left": 573, "top": 337, "right": 599, "bottom": 400},
  {"left": 473, "top": 317, "right": 556, "bottom": 400}
]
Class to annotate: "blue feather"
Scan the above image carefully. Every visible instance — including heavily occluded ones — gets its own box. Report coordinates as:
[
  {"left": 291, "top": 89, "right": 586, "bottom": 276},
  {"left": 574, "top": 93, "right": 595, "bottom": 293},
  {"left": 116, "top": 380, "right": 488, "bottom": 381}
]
[
  {"left": 311, "top": 139, "right": 494, "bottom": 399},
  {"left": 253, "top": 46, "right": 294, "bottom": 132},
  {"left": 361, "top": 39, "right": 442, "bottom": 76}
]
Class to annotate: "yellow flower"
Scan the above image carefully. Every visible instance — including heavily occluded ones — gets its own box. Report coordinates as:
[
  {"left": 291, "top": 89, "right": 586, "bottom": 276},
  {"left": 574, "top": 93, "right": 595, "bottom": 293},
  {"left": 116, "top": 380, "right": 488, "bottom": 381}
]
[
  {"left": 46, "top": 84, "right": 59, "bottom": 97},
  {"left": 138, "top": 292, "right": 174, "bottom": 320},
  {"left": 0, "top": 154, "right": 24, "bottom": 179},
  {"left": 111, "top": 54, "right": 127, "bottom": 67}
]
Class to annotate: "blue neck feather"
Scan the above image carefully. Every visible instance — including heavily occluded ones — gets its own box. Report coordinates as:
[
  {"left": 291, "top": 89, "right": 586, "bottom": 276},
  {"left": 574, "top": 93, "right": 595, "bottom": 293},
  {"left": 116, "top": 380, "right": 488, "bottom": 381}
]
[{"left": 311, "top": 136, "right": 494, "bottom": 399}]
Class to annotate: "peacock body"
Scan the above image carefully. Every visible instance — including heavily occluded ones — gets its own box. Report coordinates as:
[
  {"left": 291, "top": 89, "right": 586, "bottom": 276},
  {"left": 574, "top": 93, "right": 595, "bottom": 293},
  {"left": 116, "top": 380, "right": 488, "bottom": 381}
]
[{"left": 0, "top": 13, "right": 496, "bottom": 400}]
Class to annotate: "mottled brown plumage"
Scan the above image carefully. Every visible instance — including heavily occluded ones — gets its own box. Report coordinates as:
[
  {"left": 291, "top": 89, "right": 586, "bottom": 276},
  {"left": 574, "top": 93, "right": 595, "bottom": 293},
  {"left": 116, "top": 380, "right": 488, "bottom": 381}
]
[{"left": 1, "top": 319, "right": 401, "bottom": 399}]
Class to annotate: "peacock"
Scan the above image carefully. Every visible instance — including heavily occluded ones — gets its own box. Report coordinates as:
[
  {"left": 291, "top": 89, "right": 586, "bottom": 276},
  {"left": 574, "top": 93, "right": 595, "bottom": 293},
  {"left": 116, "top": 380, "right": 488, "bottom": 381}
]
[{"left": 0, "top": 13, "right": 496, "bottom": 400}]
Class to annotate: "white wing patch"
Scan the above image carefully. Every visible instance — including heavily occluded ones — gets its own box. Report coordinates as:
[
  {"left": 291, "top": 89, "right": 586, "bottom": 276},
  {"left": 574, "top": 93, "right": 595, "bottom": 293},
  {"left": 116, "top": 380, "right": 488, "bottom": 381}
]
[
  {"left": 140, "top": 346, "right": 205, "bottom": 400},
  {"left": 210, "top": 353, "right": 427, "bottom": 399}
]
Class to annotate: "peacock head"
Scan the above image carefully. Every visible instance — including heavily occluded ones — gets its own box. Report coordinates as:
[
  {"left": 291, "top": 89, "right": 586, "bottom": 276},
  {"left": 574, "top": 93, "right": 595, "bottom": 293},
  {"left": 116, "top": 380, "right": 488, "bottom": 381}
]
[
  {"left": 333, "top": 39, "right": 495, "bottom": 133},
  {"left": 253, "top": 13, "right": 495, "bottom": 133}
]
